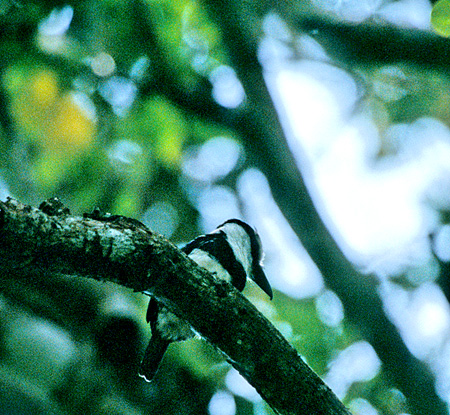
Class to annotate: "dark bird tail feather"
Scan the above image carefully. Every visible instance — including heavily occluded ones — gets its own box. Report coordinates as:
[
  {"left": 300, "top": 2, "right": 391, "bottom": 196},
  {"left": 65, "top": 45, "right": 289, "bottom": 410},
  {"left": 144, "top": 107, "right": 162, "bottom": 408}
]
[{"left": 139, "top": 332, "right": 170, "bottom": 382}]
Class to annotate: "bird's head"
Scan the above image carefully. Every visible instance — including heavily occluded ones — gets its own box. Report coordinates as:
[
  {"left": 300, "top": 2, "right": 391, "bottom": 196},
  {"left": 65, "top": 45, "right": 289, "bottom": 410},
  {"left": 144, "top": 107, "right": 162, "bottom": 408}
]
[{"left": 216, "top": 219, "right": 273, "bottom": 300}]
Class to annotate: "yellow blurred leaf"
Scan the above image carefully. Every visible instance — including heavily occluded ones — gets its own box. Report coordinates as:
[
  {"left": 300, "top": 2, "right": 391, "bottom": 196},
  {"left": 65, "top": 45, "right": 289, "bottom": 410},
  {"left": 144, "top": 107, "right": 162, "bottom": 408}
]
[
  {"left": 30, "top": 69, "right": 59, "bottom": 108},
  {"left": 47, "top": 93, "right": 95, "bottom": 152},
  {"left": 4, "top": 66, "right": 95, "bottom": 153},
  {"left": 4, "top": 67, "right": 60, "bottom": 138}
]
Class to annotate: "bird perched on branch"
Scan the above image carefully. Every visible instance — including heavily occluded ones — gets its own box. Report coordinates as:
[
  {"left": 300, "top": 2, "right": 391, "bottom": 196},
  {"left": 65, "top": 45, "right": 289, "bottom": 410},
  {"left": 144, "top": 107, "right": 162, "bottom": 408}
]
[{"left": 139, "top": 219, "right": 273, "bottom": 381}]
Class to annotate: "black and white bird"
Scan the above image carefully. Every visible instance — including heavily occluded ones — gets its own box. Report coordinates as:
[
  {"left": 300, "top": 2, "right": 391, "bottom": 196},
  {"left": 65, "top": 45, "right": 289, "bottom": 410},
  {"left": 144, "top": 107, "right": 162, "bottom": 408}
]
[{"left": 139, "top": 219, "right": 272, "bottom": 382}]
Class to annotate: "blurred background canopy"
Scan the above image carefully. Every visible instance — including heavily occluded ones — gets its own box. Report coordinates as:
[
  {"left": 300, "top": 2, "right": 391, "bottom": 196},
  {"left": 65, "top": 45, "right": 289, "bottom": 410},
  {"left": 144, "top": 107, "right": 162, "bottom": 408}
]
[{"left": 2, "top": 0, "right": 450, "bottom": 414}]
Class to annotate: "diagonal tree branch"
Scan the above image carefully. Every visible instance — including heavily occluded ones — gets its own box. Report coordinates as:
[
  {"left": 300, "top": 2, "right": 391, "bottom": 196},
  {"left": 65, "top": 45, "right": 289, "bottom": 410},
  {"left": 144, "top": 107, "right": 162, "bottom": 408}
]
[{"left": 0, "top": 197, "right": 351, "bottom": 415}]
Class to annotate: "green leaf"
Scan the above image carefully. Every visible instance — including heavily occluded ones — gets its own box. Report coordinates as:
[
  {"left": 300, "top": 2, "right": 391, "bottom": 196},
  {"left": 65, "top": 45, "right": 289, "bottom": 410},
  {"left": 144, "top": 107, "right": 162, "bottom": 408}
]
[{"left": 431, "top": 0, "right": 450, "bottom": 37}]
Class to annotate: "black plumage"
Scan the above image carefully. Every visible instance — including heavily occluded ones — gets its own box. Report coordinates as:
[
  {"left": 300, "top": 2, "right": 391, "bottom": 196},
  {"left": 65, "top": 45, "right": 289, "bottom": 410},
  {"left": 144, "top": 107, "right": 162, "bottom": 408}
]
[{"left": 182, "top": 230, "right": 247, "bottom": 292}]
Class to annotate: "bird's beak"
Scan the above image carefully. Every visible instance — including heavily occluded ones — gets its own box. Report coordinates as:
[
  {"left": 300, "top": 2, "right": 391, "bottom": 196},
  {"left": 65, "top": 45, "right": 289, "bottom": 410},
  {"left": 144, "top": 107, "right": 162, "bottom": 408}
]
[{"left": 252, "top": 266, "right": 273, "bottom": 300}]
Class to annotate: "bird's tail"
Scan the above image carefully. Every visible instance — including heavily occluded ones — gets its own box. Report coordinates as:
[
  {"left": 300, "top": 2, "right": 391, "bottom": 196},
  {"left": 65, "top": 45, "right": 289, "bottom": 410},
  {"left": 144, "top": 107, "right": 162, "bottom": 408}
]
[{"left": 139, "top": 332, "right": 170, "bottom": 382}]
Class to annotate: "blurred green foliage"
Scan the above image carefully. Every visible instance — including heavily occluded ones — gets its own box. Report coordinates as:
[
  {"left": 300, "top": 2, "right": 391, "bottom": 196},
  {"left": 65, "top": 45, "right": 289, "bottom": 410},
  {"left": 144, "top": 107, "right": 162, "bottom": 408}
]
[{"left": 0, "top": 1, "right": 443, "bottom": 415}]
